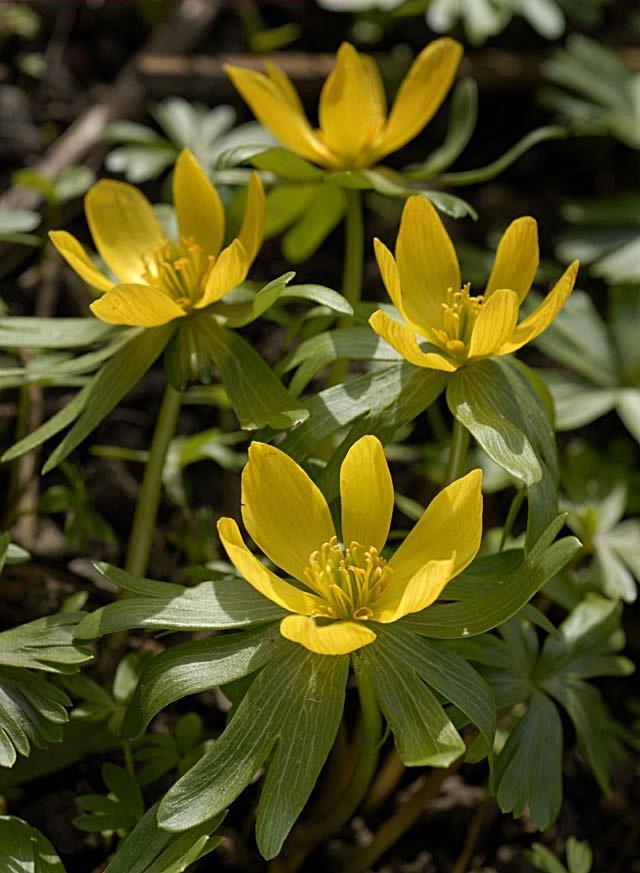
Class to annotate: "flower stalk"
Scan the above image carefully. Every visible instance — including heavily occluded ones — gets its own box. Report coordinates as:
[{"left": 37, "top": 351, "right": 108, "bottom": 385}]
[
  {"left": 125, "top": 383, "right": 182, "bottom": 577},
  {"left": 444, "top": 417, "right": 470, "bottom": 485}
]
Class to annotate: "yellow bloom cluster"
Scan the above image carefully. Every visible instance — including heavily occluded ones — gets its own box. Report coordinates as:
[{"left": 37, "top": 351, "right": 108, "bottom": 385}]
[
  {"left": 50, "top": 149, "right": 266, "bottom": 327},
  {"left": 218, "top": 436, "right": 482, "bottom": 655}
]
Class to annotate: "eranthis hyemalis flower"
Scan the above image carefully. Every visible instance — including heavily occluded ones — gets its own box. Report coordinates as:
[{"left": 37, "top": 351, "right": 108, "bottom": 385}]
[
  {"left": 225, "top": 39, "right": 462, "bottom": 171},
  {"left": 217, "top": 435, "right": 482, "bottom": 655},
  {"left": 369, "top": 195, "right": 580, "bottom": 372},
  {"left": 49, "top": 149, "right": 265, "bottom": 327}
]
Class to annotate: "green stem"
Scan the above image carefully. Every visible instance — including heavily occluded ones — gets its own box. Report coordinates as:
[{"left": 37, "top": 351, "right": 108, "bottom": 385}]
[
  {"left": 444, "top": 417, "right": 470, "bottom": 485},
  {"left": 327, "top": 188, "right": 364, "bottom": 386},
  {"left": 346, "top": 759, "right": 463, "bottom": 873},
  {"left": 281, "top": 665, "right": 382, "bottom": 871},
  {"left": 500, "top": 486, "right": 526, "bottom": 551},
  {"left": 124, "top": 383, "right": 181, "bottom": 577}
]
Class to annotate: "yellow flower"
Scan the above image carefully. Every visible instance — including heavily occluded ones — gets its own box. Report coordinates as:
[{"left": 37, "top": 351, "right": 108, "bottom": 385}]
[
  {"left": 225, "top": 39, "right": 462, "bottom": 171},
  {"left": 217, "top": 435, "right": 482, "bottom": 656},
  {"left": 49, "top": 149, "right": 266, "bottom": 327},
  {"left": 369, "top": 195, "right": 580, "bottom": 372}
]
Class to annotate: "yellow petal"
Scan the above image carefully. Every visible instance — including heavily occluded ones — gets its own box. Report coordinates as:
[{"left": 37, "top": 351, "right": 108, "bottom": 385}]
[
  {"left": 237, "top": 171, "right": 266, "bottom": 264},
  {"left": 340, "top": 436, "right": 394, "bottom": 553},
  {"left": 485, "top": 217, "right": 539, "bottom": 303},
  {"left": 374, "top": 38, "right": 463, "bottom": 160},
  {"left": 85, "top": 180, "right": 165, "bottom": 284},
  {"left": 374, "top": 237, "right": 406, "bottom": 318},
  {"left": 241, "top": 442, "right": 336, "bottom": 584},
  {"left": 318, "top": 42, "right": 385, "bottom": 164},
  {"left": 173, "top": 149, "right": 225, "bottom": 257},
  {"left": 90, "top": 284, "right": 186, "bottom": 326},
  {"left": 467, "top": 289, "right": 520, "bottom": 359},
  {"left": 369, "top": 310, "right": 458, "bottom": 372},
  {"left": 217, "top": 517, "right": 323, "bottom": 615},
  {"left": 264, "top": 60, "right": 305, "bottom": 113},
  {"left": 371, "top": 556, "right": 456, "bottom": 623},
  {"left": 225, "top": 64, "right": 330, "bottom": 165},
  {"left": 389, "top": 469, "right": 483, "bottom": 586},
  {"left": 197, "top": 239, "right": 249, "bottom": 308},
  {"left": 361, "top": 54, "right": 387, "bottom": 119},
  {"left": 395, "top": 195, "right": 461, "bottom": 331},
  {"left": 498, "top": 261, "right": 579, "bottom": 355},
  {"left": 48, "top": 231, "right": 113, "bottom": 292},
  {"left": 279, "top": 615, "right": 376, "bottom": 655}
]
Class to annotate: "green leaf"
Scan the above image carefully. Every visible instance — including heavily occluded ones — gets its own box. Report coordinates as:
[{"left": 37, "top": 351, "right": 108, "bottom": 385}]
[
  {"left": 42, "top": 325, "right": 174, "bottom": 473},
  {"left": 531, "top": 289, "right": 618, "bottom": 387},
  {"left": 158, "top": 644, "right": 348, "bottom": 860},
  {"left": 282, "top": 326, "right": 400, "bottom": 395},
  {"left": 0, "top": 669, "right": 71, "bottom": 767},
  {"left": 2, "top": 384, "right": 92, "bottom": 463},
  {"left": 542, "top": 372, "right": 618, "bottom": 431},
  {"left": 76, "top": 564, "right": 285, "bottom": 639},
  {"left": 495, "top": 690, "right": 563, "bottom": 828},
  {"left": 566, "top": 837, "right": 593, "bottom": 873},
  {"left": 610, "top": 285, "right": 640, "bottom": 383},
  {"left": 447, "top": 361, "right": 542, "bottom": 485},
  {"left": 280, "top": 362, "right": 448, "bottom": 461},
  {"left": 104, "top": 803, "right": 224, "bottom": 873},
  {"left": 211, "top": 276, "right": 351, "bottom": 328},
  {"left": 282, "top": 184, "right": 346, "bottom": 263},
  {"left": 195, "top": 316, "right": 308, "bottom": 430},
  {"left": 0, "top": 612, "right": 91, "bottom": 672},
  {"left": 122, "top": 624, "right": 286, "bottom": 738},
  {"left": 401, "top": 528, "right": 580, "bottom": 638},
  {"left": 356, "top": 634, "right": 465, "bottom": 767},
  {"left": 421, "top": 189, "right": 478, "bottom": 220},
  {"left": 617, "top": 388, "right": 640, "bottom": 444},
  {"left": 440, "top": 126, "right": 568, "bottom": 186},
  {"left": 0, "top": 317, "right": 116, "bottom": 349},
  {"left": 410, "top": 78, "right": 478, "bottom": 179},
  {"left": 370, "top": 627, "right": 496, "bottom": 761},
  {"left": 526, "top": 843, "right": 569, "bottom": 873},
  {"left": 0, "top": 209, "right": 40, "bottom": 235},
  {"left": 0, "top": 816, "right": 65, "bottom": 872},
  {"left": 251, "top": 147, "right": 323, "bottom": 181}
]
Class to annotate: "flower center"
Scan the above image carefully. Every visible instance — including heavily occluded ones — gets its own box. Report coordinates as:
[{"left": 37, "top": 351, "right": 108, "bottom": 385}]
[
  {"left": 304, "top": 536, "right": 393, "bottom": 620},
  {"left": 141, "top": 236, "right": 215, "bottom": 310},
  {"left": 433, "top": 283, "right": 483, "bottom": 357}
]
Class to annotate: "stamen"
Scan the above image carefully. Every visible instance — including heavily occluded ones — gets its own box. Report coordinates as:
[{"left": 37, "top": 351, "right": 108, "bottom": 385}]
[
  {"left": 438, "top": 282, "right": 483, "bottom": 357},
  {"left": 140, "top": 235, "right": 216, "bottom": 310},
  {"left": 303, "top": 538, "right": 393, "bottom": 620}
]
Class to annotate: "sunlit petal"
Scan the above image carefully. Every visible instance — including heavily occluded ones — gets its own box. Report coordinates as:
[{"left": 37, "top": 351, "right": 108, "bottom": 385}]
[
  {"left": 498, "top": 261, "right": 579, "bottom": 355},
  {"left": 48, "top": 230, "right": 113, "bottom": 292},
  {"left": 374, "top": 38, "right": 463, "bottom": 159},
  {"left": 340, "top": 436, "right": 394, "bottom": 553},
  {"left": 225, "top": 64, "right": 330, "bottom": 165},
  {"left": 396, "top": 195, "right": 461, "bottom": 329},
  {"left": 485, "top": 217, "right": 539, "bottom": 303},
  {"left": 241, "top": 442, "right": 336, "bottom": 583},
  {"left": 85, "top": 180, "right": 165, "bottom": 284},
  {"left": 468, "top": 289, "right": 519, "bottom": 359},
  {"left": 90, "top": 284, "right": 186, "bottom": 326},
  {"left": 369, "top": 310, "right": 458, "bottom": 372},
  {"left": 318, "top": 43, "right": 385, "bottom": 162},
  {"left": 197, "top": 239, "right": 249, "bottom": 308},
  {"left": 217, "top": 517, "right": 323, "bottom": 615},
  {"left": 371, "top": 556, "right": 456, "bottom": 622},
  {"left": 237, "top": 171, "right": 266, "bottom": 264},
  {"left": 389, "top": 469, "right": 483, "bottom": 586},
  {"left": 173, "top": 148, "right": 225, "bottom": 257},
  {"left": 279, "top": 615, "right": 376, "bottom": 655}
]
